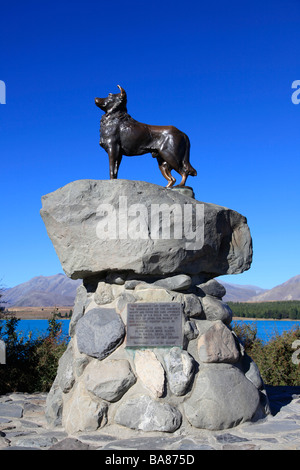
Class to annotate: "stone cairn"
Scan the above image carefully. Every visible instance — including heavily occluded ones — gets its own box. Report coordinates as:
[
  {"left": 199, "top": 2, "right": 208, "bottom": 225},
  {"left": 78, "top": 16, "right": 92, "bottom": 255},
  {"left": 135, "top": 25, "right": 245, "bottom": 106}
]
[{"left": 40, "top": 179, "right": 270, "bottom": 434}]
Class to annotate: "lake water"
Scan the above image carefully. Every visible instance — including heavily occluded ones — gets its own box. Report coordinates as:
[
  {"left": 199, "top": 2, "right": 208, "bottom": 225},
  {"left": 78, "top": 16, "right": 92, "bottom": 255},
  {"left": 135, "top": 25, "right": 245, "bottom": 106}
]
[
  {"left": 233, "top": 319, "right": 300, "bottom": 344},
  {"left": 1, "top": 318, "right": 299, "bottom": 344},
  {"left": 0, "top": 319, "right": 70, "bottom": 341}
]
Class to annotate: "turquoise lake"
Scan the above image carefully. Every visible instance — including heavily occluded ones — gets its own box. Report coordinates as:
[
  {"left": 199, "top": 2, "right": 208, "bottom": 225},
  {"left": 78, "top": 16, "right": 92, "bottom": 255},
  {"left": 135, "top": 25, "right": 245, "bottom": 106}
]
[
  {"left": 0, "top": 319, "right": 70, "bottom": 341},
  {"left": 1, "top": 318, "right": 299, "bottom": 344},
  {"left": 233, "top": 319, "right": 300, "bottom": 343}
]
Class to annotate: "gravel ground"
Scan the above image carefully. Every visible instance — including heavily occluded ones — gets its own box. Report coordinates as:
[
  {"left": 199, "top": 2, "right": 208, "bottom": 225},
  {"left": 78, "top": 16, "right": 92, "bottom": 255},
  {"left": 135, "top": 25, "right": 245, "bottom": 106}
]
[{"left": 0, "top": 385, "right": 300, "bottom": 451}]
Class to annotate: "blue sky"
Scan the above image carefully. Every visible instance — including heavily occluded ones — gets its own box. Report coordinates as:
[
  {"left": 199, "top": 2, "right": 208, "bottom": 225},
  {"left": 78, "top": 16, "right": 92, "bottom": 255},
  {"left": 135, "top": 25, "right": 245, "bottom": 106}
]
[{"left": 0, "top": 0, "right": 299, "bottom": 289}]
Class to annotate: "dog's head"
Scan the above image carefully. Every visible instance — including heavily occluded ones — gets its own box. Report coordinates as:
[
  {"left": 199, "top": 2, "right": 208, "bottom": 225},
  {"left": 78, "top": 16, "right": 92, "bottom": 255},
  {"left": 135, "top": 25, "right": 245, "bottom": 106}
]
[{"left": 95, "top": 85, "right": 127, "bottom": 114}]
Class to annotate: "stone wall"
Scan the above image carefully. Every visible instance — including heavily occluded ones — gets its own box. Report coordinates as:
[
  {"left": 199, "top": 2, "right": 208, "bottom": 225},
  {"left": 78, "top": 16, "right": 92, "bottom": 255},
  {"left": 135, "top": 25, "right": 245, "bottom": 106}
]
[{"left": 45, "top": 273, "right": 269, "bottom": 433}]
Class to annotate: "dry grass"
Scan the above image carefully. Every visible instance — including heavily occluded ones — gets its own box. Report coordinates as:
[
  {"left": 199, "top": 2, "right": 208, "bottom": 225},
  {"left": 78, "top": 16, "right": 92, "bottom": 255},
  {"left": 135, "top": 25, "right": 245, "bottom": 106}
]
[{"left": 4, "top": 306, "right": 73, "bottom": 319}]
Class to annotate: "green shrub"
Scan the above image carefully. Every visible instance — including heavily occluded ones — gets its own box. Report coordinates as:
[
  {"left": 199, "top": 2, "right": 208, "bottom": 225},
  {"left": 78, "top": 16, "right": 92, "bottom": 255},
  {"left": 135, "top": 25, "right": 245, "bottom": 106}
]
[
  {"left": 1, "top": 315, "right": 299, "bottom": 393},
  {"left": 0, "top": 315, "right": 68, "bottom": 394},
  {"left": 232, "top": 322, "right": 300, "bottom": 386}
]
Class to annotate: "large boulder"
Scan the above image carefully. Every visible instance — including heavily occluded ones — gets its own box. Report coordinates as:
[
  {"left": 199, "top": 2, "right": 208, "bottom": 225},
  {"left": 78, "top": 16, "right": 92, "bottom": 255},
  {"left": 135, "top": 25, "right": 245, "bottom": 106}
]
[
  {"left": 84, "top": 359, "right": 136, "bottom": 402},
  {"left": 183, "top": 363, "right": 261, "bottom": 430},
  {"left": 114, "top": 395, "right": 182, "bottom": 432},
  {"left": 75, "top": 307, "right": 125, "bottom": 360},
  {"left": 40, "top": 179, "right": 252, "bottom": 280},
  {"left": 197, "top": 320, "right": 240, "bottom": 364}
]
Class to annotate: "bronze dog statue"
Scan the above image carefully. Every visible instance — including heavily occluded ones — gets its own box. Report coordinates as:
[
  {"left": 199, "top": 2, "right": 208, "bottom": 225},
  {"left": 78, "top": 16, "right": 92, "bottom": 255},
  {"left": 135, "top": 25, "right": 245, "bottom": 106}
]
[{"left": 95, "top": 86, "right": 197, "bottom": 187}]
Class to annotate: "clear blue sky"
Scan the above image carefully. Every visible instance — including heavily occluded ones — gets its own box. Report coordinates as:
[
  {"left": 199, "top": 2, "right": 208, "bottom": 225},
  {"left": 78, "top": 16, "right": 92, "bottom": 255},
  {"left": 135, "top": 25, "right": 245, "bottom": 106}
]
[{"left": 1, "top": 0, "right": 299, "bottom": 289}]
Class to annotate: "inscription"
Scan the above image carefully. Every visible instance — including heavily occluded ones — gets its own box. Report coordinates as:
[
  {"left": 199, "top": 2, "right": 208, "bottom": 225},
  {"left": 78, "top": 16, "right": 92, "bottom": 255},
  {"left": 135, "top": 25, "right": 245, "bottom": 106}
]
[{"left": 126, "top": 302, "right": 182, "bottom": 347}]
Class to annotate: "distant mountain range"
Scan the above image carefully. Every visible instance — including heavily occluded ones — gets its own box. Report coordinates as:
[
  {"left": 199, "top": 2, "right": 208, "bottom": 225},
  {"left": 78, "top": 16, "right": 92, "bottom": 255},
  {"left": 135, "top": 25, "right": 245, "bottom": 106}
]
[
  {"left": 1, "top": 274, "right": 300, "bottom": 307},
  {"left": 0, "top": 274, "right": 81, "bottom": 307},
  {"left": 221, "top": 282, "right": 268, "bottom": 302},
  {"left": 247, "top": 274, "right": 300, "bottom": 302},
  {"left": 222, "top": 275, "right": 300, "bottom": 302}
]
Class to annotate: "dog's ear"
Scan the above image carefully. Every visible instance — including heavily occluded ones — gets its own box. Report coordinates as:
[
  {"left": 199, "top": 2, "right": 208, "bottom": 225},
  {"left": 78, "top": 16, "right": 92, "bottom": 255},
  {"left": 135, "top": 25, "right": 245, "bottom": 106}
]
[{"left": 117, "top": 85, "right": 127, "bottom": 101}]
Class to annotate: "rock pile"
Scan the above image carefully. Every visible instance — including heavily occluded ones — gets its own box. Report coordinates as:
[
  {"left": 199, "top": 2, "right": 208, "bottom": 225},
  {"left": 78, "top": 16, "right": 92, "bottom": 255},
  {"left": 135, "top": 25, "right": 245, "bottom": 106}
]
[
  {"left": 40, "top": 179, "right": 252, "bottom": 280},
  {"left": 40, "top": 180, "right": 269, "bottom": 435},
  {"left": 45, "top": 274, "right": 269, "bottom": 433}
]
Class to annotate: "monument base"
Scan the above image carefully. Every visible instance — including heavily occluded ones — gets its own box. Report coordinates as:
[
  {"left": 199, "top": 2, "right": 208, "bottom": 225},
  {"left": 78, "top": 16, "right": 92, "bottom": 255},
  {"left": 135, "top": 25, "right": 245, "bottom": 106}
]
[{"left": 45, "top": 273, "right": 270, "bottom": 434}]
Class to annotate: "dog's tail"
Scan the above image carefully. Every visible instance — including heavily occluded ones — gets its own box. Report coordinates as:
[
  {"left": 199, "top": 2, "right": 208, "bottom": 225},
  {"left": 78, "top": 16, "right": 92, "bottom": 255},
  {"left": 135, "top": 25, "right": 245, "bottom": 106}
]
[{"left": 183, "top": 134, "right": 197, "bottom": 176}]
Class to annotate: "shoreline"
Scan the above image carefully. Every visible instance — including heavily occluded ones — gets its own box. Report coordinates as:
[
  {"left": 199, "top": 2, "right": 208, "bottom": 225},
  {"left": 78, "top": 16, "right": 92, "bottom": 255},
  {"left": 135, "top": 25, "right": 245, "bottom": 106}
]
[
  {"left": 1, "top": 306, "right": 72, "bottom": 320},
  {"left": 1, "top": 307, "right": 300, "bottom": 322},
  {"left": 233, "top": 317, "right": 300, "bottom": 321}
]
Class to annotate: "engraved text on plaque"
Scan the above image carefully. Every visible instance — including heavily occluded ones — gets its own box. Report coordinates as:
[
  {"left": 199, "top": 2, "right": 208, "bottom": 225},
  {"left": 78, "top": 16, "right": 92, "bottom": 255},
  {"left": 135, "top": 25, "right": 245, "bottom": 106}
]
[{"left": 126, "top": 302, "right": 182, "bottom": 347}]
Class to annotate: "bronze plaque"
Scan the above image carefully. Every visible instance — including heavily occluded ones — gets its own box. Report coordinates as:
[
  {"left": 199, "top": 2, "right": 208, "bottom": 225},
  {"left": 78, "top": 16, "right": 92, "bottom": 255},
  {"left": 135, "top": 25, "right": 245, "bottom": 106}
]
[{"left": 126, "top": 302, "right": 182, "bottom": 347}]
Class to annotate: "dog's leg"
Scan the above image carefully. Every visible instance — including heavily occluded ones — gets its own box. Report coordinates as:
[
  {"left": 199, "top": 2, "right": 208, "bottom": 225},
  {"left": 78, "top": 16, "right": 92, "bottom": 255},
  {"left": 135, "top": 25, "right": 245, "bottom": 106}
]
[
  {"left": 165, "top": 167, "right": 176, "bottom": 187},
  {"left": 157, "top": 159, "right": 176, "bottom": 188},
  {"left": 108, "top": 147, "right": 122, "bottom": 179},
  {"left": 178, "top": 172, "right": 188, "bottom": 187},
  {"left": 113, "top": 155, "right": 122, "bottom": 178}
]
